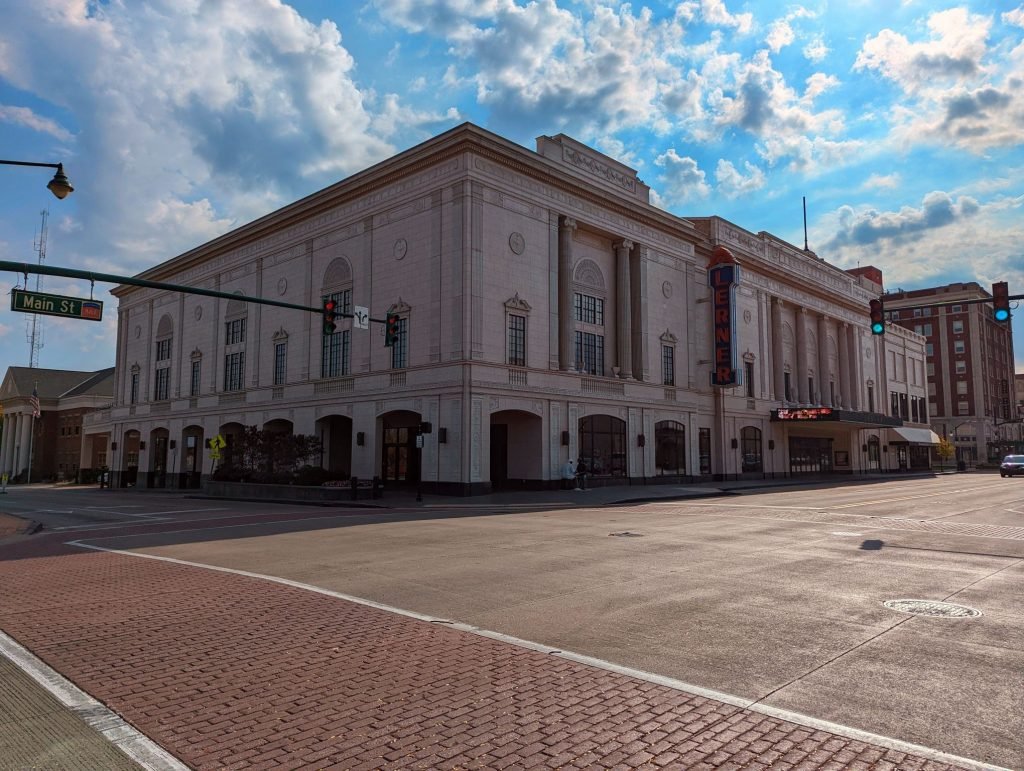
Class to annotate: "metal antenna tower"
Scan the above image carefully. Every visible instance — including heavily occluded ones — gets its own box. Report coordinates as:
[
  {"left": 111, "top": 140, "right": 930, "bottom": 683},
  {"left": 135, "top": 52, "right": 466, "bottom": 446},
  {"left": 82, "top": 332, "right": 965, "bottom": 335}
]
[{"left": 27, "top": 208, "right": 48, "bottom": 367}]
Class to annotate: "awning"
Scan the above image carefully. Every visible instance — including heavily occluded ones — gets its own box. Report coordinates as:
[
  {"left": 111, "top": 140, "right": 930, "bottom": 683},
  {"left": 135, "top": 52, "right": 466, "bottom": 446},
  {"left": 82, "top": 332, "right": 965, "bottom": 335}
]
[{"left": 887, "top": 427, "right": 941, "bottom": 445}]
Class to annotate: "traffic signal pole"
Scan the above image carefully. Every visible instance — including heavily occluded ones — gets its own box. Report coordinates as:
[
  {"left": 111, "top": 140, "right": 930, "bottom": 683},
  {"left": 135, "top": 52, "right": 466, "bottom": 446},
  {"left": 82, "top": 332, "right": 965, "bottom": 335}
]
[{"left": 1, "top": 260, "right": 391, "bottom": 324}]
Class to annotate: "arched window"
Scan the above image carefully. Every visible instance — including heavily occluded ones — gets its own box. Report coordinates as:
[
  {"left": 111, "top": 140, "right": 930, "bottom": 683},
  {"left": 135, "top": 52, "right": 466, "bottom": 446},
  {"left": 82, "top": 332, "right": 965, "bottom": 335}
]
[
  {"left": 223, "top": 292, "right": 247, "bottom": 392},
  {"left": 578, "top": 414, "right": 626, "bottom": 476},
  {"left": 655, "top": 420, "right": 685, "bottom": 475},
  {"left": 741, "top": 426, "right": 762, "bottom": 472},
  {"left": 321, "top": 257, "right": 353, "bottom": 378},
  {"left": 153, "top": 314, "right": 173, "bottom": 401}
]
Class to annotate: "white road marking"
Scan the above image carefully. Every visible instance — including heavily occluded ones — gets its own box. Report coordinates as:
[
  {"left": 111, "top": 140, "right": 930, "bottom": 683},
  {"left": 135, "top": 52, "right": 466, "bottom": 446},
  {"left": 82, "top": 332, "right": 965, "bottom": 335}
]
[
  {"left": 66, "top": 538, "right": 1009, "bottom": 771},
  {"left": 0, "top": 630, "right": 189, "bottom": 770}
]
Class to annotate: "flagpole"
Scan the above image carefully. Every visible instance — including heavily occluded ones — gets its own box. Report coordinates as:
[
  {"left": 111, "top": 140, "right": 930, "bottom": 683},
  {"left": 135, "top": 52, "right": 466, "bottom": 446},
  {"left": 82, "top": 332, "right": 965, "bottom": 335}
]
[{"left": 27, "top": 380, "right": 38, "bottom": 485}]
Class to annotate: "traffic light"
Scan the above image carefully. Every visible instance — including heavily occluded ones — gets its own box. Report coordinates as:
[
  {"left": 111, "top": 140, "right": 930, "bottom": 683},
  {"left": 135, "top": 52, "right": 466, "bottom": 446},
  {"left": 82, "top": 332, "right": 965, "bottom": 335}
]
[
  {"left": 322, "top": 297, "right": 337, "bottom": 334},
  {"left": 384, "top": 312, "right": 400, "bottom": 347},
  {"left": 992, "top": 281, "right": 1010, "bottom": 322},
  {"left": 869, "top": 298, "right": 885, "bottom": 335}
]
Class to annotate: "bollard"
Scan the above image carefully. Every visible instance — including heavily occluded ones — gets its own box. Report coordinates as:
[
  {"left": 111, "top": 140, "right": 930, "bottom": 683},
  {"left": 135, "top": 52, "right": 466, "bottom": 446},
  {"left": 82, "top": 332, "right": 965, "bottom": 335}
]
[{"left": 350, "top": 476, "right": 359, "bottom": 501}]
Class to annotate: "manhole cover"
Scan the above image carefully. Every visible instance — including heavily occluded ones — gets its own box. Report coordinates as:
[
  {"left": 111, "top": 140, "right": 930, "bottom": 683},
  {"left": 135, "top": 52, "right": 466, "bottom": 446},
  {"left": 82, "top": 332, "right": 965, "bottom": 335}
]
[
  {"left": 609, "top": 531, "right": 643, "bottom": 538},
  {"left": 883, "top": 599, "right": 981, "bottom": 618}
]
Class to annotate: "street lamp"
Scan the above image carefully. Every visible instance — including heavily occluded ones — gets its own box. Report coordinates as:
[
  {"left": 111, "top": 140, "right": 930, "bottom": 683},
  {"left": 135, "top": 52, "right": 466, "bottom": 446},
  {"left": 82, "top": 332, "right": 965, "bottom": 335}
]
[{"left": 0, "top": 159, "right": 74, "bottom": 199}]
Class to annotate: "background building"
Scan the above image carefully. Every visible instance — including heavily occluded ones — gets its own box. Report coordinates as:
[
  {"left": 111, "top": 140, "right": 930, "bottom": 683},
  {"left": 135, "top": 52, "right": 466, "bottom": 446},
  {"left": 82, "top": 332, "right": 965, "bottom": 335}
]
[
  {"left": 85, "top": 124, "right": 929, "bottom": 493},
  {"left": 0, "top": 367, "right": 114, "bottom": 483},
  {"left": 884, "top": 283, "right": 1017, "bottom": 462}
]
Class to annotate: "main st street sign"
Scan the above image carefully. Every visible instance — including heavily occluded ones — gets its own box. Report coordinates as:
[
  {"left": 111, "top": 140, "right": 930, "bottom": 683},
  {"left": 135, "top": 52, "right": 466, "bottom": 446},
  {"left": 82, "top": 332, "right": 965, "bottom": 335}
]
[{"left": 10, "top": 288, "right": 103, "bottom": 321}]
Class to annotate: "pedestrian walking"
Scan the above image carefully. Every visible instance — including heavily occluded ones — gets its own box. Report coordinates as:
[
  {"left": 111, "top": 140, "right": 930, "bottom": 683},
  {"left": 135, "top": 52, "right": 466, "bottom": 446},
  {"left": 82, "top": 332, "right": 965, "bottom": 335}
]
[{"left": 562, "top": 458, "right": 576, "bottom": 490}]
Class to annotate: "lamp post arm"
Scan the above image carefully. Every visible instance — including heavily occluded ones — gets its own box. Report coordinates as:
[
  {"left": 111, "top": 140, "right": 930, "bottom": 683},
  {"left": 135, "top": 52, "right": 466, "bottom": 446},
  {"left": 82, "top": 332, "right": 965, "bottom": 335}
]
[{"left": 0, "top": 160, "right": 62, "bottom": 170}]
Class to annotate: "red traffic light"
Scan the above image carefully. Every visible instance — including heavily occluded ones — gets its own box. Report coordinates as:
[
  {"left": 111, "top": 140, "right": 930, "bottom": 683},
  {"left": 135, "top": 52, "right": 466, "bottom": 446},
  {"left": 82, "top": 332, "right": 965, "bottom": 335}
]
[
  {"left": 384, "top": 311, "right": 400, "bottom": 347},
  {"left": 992, "top": 281, "right": 1010, "bottom": 322},
  {"left": 323, "top": 297, "right": 337, "bottom": 334},
  {"left": 869, "top": 298, "right": 884, "bottom": 335}
]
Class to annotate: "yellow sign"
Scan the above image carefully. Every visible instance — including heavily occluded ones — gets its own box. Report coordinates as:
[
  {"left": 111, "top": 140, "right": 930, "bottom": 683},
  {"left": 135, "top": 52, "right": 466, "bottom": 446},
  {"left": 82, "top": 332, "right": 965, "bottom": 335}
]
[{"left": 210, "top": 434, "right": 227, "bottom": 450}]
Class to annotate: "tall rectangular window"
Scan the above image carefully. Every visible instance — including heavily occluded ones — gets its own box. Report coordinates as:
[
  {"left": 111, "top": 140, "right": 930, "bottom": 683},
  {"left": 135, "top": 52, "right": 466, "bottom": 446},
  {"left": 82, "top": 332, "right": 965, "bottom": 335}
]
[
  {"left": 574, "top": 331, "right": 604, "bottom": 375},
  {"left": 155, "top": 338, "right": 172, "bottom": 361},
  {"left": 784, "top": 372, "right": 792, "bottom": 401},
  {"left": 891, "top": 391, "right": 899, "bottom": 417},
  {"left": 190, "top": 360, "right": 201, "bottom": 397},
  {"left": 745, "top": 361, "right": 754, "bottom": 398},
  {"left": 391, "top": 318, "right": 408, "bottom": 369},
  {"left": 662, "top": 345, "right": 675, "bottom": 386},
  {"left": 867, "top": 385, "right": 874, "bottom": 413},
  {"left": 507, "top": 314, "right": 526, "bottom": 366},
  {"left": 952, "top": 320, "right": 964, "bottom": 334},
  {"left": 573, "top": 293, "right": 604, "bottom": 325},
  {"left": 225, "top": 318, "right": 246, "bottom": 345},
  {"left": 224, "top": 351, "right": 245, "bottom": 391},
  {"left": 274, "top": 342, "right": 287, "bottom": 385},
  {"left": 153, "top": 368, "right": 170, "bottom": 401},
  {"left": 130, "top": 372, "right": 139, "bottom": 404},
  {"left": 321, "top": 330, "right": 350, "bottom": 378},
  {"left": 899, "top": 392, "right": 909, "bottom": 420}
]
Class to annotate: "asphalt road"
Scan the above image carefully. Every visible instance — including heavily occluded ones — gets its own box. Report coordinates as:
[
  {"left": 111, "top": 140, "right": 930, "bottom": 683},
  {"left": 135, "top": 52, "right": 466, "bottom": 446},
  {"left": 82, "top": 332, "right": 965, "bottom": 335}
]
[{"left": 71, "top": 474, "right": 1024, "bottom": 769}]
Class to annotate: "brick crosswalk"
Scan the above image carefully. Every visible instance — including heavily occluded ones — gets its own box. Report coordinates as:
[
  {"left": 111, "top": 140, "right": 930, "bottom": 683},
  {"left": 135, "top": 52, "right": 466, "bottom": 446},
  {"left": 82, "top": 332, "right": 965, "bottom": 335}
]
[{"left": 0, "top": 526, "right": 972, "bottom": 770}]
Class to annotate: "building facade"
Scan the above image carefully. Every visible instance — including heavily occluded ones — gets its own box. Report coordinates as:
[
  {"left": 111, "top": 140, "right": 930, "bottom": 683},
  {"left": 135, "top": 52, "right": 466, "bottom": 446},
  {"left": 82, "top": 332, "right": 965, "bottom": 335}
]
[
  {"left": 85, "top": 124, "right": 930, "bottom": 493},
  {"left": 0, "top": 367, "right": 114, "bottom": 483},
  {"left": 884, "top": 283, "right": 1017, "bottom": 463}
]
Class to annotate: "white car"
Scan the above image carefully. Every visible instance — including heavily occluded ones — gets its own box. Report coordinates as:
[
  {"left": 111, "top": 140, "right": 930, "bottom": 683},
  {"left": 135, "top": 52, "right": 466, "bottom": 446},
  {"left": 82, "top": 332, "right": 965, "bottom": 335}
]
[{"left": 999, "top": 455, "right": 1024, "bottom": 477}]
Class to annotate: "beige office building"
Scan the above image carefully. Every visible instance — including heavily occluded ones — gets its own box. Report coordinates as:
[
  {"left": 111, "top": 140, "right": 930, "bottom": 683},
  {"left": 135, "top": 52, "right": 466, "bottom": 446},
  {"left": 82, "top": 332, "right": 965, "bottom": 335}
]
[{"left": 84, "top": 124, "right": 930, "bottom": 493}]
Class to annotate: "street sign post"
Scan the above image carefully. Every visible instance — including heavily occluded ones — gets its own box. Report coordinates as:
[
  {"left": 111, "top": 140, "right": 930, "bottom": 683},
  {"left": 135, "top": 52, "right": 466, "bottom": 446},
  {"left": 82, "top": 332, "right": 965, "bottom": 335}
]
[
  {"left": 354, "top": 306, "right": 369, "bottom": 329},
  {"left": 10, "top": 288, "right": 103, "bottom": 321}
]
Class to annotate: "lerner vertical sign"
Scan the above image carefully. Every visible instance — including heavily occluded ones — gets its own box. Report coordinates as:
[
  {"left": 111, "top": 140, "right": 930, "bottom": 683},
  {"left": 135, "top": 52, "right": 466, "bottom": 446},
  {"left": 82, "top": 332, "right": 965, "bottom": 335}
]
[{"left": 708, "top": 245, "right": 739, "bottom": 387}]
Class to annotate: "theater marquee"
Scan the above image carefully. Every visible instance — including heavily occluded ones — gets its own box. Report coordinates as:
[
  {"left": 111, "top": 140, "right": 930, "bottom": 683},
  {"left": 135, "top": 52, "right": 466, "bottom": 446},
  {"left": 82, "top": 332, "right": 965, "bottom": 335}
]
[{"left": 708, "top": 246, "right": 739, "bottom": 387}]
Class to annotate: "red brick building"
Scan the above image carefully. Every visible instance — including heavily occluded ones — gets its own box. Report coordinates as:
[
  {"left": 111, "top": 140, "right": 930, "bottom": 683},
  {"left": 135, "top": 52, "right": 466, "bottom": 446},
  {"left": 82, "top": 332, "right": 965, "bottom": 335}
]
[{"left": 882, "top": 283, "right": 1016, "bottom": 463}]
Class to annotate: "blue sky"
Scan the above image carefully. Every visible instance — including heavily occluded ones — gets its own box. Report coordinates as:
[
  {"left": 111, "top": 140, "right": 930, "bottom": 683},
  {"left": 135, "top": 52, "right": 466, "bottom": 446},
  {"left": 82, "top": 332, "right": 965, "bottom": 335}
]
[{"left": 1, "top": 0, "right": 1022, "bottom": 376}]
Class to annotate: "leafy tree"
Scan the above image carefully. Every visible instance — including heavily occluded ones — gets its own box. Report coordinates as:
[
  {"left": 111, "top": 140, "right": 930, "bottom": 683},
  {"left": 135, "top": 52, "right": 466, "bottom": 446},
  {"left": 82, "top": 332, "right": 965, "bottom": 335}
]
[
  {"left": 935, "top": 438, "right": 956, "bottom": 471},
  {"left": 214, "top": 426, "right": 322, "bottom": 482}
]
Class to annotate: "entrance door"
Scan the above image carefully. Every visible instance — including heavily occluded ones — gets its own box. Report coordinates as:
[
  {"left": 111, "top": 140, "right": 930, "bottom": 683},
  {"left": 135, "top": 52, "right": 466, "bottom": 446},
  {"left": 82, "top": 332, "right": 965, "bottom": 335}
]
[
  {"left": 382, "top": 426, "right": 419, "bottom": 483},
  {"left": 151, "top": 436, "right": 168, "bottom": 488},
  {"left": 490, "top": 424, "right": 508, "bottom": 487},
  {"left": 788, "top": 437, "right": 834, "bottom": 474}
]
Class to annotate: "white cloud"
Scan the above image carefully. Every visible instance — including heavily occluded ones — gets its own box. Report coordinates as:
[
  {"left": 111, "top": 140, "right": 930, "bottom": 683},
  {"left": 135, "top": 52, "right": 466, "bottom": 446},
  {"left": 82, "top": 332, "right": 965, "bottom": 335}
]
[
  {"left": 0, "top": 104, "right": 73, "bottom": 142},
  {"left": 715, "top": 159, "right": 766, "bottom": 197},
  {"left": 654, "top": 148, "right": 710, "bottom": 203},
  {"left": 803, "top": 37, "right": 829, "bottom": 62},
  {"left": 1001, "top": 6, "right": 1024, "bottom": 28},
  {"left": 765, "top": 20, "right": 794, "bottom": 53},
  {"left": 699, "top": 0, "right": 753, "bottom": 35},
  {"left": 0, "top": 0, "right": 418, "bottom": 272},
  {"left": 824, "top": 191, "right": 981, "bottom": 251},
  {"left": 863, "top": 173, "right": 901, "bottom": 190}
]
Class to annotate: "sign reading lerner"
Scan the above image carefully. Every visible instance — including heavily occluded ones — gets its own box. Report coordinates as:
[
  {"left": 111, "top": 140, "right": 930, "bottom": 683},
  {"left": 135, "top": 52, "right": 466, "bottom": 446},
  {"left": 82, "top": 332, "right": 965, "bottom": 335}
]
[
  {"left": 708, "top": 246, "right": 739, "bottom": 387},
  {"left": 10, "top": 288, "right": 103, "bottom": 322}
]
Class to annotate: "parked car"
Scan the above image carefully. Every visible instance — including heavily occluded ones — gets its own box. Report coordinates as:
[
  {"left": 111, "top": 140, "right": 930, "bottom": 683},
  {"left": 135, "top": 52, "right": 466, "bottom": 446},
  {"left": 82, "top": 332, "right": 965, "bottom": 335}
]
[{"left": 999, "top": 455, "right": 1024, "bottom": 477}]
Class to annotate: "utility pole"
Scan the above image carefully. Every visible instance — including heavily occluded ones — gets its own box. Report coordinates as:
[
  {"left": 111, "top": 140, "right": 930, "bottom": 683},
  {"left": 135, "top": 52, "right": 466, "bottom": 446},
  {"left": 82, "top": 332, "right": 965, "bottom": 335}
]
[{"left": 27, "top": 209, "right": 48, "bottom": 367}]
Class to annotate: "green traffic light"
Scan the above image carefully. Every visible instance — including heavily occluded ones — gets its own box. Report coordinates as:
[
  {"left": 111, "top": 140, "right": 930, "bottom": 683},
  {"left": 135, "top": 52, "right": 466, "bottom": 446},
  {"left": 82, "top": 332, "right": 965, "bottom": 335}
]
[
  {"left": 871, "top": 321, "right": 884, "bottom": 335},
  {"left": 995, "top": 308, "right": 1010, "bottom": 322}
]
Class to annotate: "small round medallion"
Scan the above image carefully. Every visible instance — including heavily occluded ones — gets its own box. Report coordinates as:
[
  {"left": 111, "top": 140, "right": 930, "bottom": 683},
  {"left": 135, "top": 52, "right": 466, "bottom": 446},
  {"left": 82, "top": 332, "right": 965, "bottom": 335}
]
[
  {"left": 194, "top": 306, "right": 203, "bottom": 321},
  {"left": 394, "top": 238, "right": 408, "bottom": 260},
  {"left": 743, "top": 309, "right": 752, "bottom": 324},
  {"left": 509, "top": 232, "right": 525, "bottom": 255},
  {"left": 662, "top": 281, "right": 673, "bottom": 299},
  {"left": 277, "top": 278, "right": 288, "bottom": 296},
  {"left": 134, "top": 325, "right": 141, "bottom": 339}
]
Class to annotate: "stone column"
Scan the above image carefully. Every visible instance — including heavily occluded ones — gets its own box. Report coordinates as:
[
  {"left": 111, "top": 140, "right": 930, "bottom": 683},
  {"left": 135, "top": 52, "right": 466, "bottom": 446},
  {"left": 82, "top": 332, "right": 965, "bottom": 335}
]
[
  {"left": 0, "top": 415, "right": 14, "bottom": 475},
  {"left": 817, "top": 314, "right": 830, "bottom": 407},
  {"left": 838, "top": 322, "right": 850, "bottom": 409},
  {"left": 615, "top": 239, "right": 633, "bottom": 379},
  {"left": 796, "top": 308, "right": 809, "bottom": 403},
  {"left": 771, "top": 298, "right": 785, "bottom": 401},
  {"left": 16, "top": 412, "right": 32, "bottom": 478},
  {"left": 558, "top": 217, "right": 576, "bottom": 371},
  {"left": 847, "top": 325, "right": 861, "bottom": 411}
]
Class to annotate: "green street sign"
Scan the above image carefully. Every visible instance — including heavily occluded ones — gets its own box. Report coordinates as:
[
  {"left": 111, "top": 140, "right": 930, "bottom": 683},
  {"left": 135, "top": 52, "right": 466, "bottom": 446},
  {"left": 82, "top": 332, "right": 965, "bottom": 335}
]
[{"left": 10, "top": 288, "right": 103, "bottom": 321}]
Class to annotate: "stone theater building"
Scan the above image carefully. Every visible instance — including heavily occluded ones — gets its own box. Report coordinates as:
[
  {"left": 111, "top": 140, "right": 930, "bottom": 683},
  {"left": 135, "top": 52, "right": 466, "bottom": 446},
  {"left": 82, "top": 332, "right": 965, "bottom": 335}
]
[{"left": 84, "top": 123, "right": 932, "bottom": 493}]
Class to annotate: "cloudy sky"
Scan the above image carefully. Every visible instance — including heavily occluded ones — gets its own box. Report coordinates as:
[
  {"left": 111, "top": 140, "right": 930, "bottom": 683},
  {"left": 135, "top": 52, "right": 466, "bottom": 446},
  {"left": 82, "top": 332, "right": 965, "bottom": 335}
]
[{"left": 1, "top": 0, "right": 1022, "bottom": 378}]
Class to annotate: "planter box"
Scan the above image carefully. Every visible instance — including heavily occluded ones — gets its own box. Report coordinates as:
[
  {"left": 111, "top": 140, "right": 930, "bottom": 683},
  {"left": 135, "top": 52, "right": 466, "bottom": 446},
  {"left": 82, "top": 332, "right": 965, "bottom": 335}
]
[{"left": 203, "top": 480, "right": 355, "bottom": 502}]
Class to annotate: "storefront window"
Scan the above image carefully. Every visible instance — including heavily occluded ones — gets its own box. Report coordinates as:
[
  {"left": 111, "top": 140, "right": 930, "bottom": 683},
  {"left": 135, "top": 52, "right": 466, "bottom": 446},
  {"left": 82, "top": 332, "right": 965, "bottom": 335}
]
[
  {"left": 741, "top": 426, "right": 762, "bottom": 472},
  {"left": 578, "top": 414, "right": 626, "bottom": 476}
]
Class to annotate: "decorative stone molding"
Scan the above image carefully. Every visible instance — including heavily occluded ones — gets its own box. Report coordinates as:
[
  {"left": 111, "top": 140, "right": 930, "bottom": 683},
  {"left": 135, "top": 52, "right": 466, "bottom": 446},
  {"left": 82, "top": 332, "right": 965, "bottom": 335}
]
[
  {"left": 573, "top": 259, "right": 605, "bottom": 290},
  {"left": 508, "top": 232, "right": 525, "bottom": 255},
  {"left": 562, "top": 146, "right": 637, "bottom": 193},
  {"left": 272, "top": 328, "right": 289, "bottom": 342},
  {"left": 322, "top": 257, "right": 352, "bottom": 286},
  {"left": 504, "top": 293, "right": 531, "bottom": 312},
  {"left": 190, "top": 348, "right": 202, "bottom": 361},
  {"left": 389, "top": 297, "right": 412, "bottom": 314},
  {"left": 659, "top": 330, "right": 678, "bottom": 344}
]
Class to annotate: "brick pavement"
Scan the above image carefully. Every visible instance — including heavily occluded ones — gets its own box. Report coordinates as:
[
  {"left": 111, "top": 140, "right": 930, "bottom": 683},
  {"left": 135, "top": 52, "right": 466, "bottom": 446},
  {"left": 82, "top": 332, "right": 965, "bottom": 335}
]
[{"left": 0, "top": 524, "right": 972, "bottom": 771}]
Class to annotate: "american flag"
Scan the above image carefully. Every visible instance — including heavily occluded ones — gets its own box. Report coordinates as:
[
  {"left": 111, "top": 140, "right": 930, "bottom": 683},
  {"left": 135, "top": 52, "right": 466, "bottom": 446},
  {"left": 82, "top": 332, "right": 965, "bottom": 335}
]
[{"left": 30, "top": 385, "right": 40, "bottom": 418}]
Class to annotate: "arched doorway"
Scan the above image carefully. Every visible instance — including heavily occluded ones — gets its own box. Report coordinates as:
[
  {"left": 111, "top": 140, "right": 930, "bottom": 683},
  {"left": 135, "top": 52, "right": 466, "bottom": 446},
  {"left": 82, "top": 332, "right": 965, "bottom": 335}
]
[
  {"left": 867, "top": 435, "right": 881, "bottom": 471},
  {"left": 217, "top": 421, "right": 246, "bottom": 474},
  {"left": 181, "top": 425, "right": 204, "bottom": 488},
  {"left": 655, "top": 420, "right": 686, "bottom": 477},
  {"left": 121, "top": 429, "right": 140, "bottom": 488},
  {"left": 379, "top": 410, "right": 421, "bottom": 485},
  {"left": 489, "top": 410, "right": 543, "bottom": 489},
  {"left": 316, "top": 415, "right": 352, "bottom": 476},
  {"left": 148, "top": 427, "right": 170, "bottom": 488},
  {"left": 578, "top": 414, "right": 627, "bottom": 479}
]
